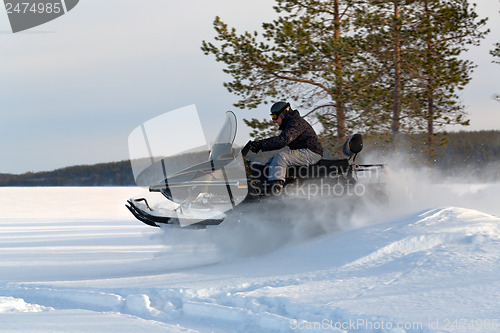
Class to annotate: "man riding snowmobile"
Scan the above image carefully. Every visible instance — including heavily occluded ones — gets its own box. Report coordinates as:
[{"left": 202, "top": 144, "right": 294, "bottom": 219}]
[
  {"left": 249, "top": 102, "right": 323, "bottom": 194},
  {"left": 126, "top": 108, "right": 386, "bottom": 228}
]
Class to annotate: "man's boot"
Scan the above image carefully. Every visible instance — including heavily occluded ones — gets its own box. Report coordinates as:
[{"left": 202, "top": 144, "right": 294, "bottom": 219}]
[{"left": 269, "top": 180, "right": 285, "bottom": 196}]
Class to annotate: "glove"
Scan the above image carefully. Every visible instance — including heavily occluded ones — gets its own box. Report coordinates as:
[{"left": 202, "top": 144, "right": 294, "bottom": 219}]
[{"left": 250, "top": 140, "right": 263, "bottom": 154}]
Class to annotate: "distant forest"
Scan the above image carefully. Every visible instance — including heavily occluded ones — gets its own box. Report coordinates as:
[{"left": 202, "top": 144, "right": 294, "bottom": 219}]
[
  {"left": 362, "top": 130, "right": 500, "bottom": 181},
  {"left": 0, "top": 161, "right": 135, "bottom": 186},
  {"left": 1, "top": 130, "right": 499, "bottom": 186}
]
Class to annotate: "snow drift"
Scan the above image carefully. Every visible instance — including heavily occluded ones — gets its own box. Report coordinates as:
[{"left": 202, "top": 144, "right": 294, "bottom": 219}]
[{"left": 1, "top": 183, "right": 499, "bottom": 332}]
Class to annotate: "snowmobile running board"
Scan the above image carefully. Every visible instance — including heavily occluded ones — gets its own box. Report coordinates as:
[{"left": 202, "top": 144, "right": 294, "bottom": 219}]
[
  {"left": 126, "top": 198, "right": 225, "bottom": 228},
  {"left": 126, "top": 199, "right": 170, "bottom": 227}
]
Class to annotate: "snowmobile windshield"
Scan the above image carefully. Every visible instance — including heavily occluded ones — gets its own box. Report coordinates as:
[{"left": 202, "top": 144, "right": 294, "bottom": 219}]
[
  {"left": 128, "top": 105, "right": 210, "bottom": 186},
  {"left": 209, "top": 111, "right": 237, "bottom": 160},
  {"left": 128, "top": 106, "right": 243, "bottom": 187}
]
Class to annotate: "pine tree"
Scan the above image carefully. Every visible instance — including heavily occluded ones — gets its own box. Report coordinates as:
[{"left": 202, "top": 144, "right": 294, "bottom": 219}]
[
  {"left": 409, "top": 0, "right": 488, "bottom": 158},
  {"left": 202, "top": 0, "right": 488, "bottom": 157},
  {"left": 352, "top": 0, "right": 419, "bottom": 142},
  {"left": 355, "top": 0, "right": 488, "bottom": 158},
  {"left": 202, "top": 0, "right": 371, "bottom": 150},
  {"left": 491, "top": 6, "right": 499, "bottom": 102}
]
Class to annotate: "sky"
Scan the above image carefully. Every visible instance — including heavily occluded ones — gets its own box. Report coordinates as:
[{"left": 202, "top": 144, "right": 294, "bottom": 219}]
[{"left": 0, "top": 0, "right": 499, "bottom": 174}]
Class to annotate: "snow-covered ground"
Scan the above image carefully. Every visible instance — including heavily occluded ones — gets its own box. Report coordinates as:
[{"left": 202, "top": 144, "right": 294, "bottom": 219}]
[{"left": 1, "top": 170, "right": 500, "bottom": 332}]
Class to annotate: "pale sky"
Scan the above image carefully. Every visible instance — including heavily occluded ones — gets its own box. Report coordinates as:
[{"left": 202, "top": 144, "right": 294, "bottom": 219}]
[{"left": 1, "top": 0, "right": 499, "bottom": 174}]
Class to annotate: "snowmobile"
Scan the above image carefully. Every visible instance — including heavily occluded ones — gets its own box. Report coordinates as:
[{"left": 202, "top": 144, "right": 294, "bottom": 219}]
[{"left": 126, "top": 111, "right": 385, "bottom": 228}]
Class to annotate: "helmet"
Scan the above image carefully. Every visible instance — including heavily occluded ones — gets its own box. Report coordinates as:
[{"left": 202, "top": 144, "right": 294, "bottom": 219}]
[{"left": 270, "top": 101, "right": 290, "bottom": 120}]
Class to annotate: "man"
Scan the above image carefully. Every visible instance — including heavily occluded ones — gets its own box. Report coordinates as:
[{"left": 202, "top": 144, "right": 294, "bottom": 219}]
[{"left": 249, "top": 101, "right": 323, "bottom": 194}]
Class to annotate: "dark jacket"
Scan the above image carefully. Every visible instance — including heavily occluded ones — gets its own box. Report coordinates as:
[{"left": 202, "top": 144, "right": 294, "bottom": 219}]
[{"left": 260, "top": 109, "right": 323, "bottom": 156}]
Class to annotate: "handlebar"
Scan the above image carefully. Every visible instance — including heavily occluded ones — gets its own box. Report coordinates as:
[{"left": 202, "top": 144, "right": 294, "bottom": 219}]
[{"left": 240, "top": 140, "right": 252, "bottom": 157}]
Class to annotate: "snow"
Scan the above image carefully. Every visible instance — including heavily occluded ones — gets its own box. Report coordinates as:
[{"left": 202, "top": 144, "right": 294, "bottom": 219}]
[{"left": 1, "top": 177, "right": 500, "bottom": 332}]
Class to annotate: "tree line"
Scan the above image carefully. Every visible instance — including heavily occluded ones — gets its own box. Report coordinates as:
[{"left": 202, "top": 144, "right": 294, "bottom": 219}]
[
  {"left": 364, "top": 130, "right": 500, "bottom": 171},
  {"left": 201, "top": 0, "right": 495, "bottom": 158},
  {"left": 0, "top": 161, "right": 135, "bottom": 186},
  {"left": 0, "top": 130, "right": 499, "bottom": 186}
]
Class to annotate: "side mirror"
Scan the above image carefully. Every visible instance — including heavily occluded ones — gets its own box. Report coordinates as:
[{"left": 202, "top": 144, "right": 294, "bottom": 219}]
[{"left": 342, "top": 133, "right": 363, "bottom": 157}]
